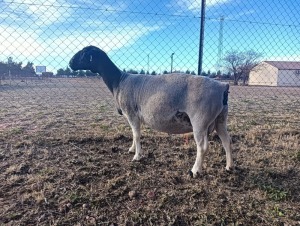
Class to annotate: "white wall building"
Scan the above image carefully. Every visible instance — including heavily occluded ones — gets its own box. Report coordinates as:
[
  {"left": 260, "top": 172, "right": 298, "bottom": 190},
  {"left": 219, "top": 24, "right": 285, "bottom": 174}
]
[{"left": 249, "top": 61, "right": 300, "bottom": 86}]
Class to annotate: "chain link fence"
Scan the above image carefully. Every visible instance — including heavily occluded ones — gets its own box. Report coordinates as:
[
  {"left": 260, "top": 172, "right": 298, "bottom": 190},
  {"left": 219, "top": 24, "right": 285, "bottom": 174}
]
[
  {"left": 0, "top": 0, "right": 300, "bottom": 147},
  {"left": 0, "top": 0, "right": 300, "bottom": 122},
  {"left": 1, "top": 0, "right": 300, "bottom": 121},
  {"left": 1, "top": 3, "right": 300, "bottom": 92},
  {"left": 1, "top": 1, "right": 300, "bottom": 225}
]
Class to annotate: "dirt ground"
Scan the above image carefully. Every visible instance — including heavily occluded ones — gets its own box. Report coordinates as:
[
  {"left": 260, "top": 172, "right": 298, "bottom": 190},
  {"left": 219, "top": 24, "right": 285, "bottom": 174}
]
[{"left": 0, "top": 77, "right": 299, "bottom": 225}]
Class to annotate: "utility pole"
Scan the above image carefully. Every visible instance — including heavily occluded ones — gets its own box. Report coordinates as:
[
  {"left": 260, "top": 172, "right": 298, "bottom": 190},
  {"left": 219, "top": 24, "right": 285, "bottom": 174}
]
[
  {"left": 217, "top": 16, "right": 224, "bottom": 72},
  {"left": 147, "top": 54, "right": 150, "bottom": 74},
  {"left": 171, "top": 53, "right": 175, "bottom": 73},
  {"left": 198, "top": 0, "right": 206, "bottom": 75},
  {"left": 8, "top": 57, "right": 12, "bottom": 85}
]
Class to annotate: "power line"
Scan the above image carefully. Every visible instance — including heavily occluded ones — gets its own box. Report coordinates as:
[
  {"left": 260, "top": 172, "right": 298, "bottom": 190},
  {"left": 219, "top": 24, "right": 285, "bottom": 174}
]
[
  {"left": 4, "top": 1, "right": 200, "bottom": 19},
  {"left": 4, "top": 1, "right": 300, "bottom": 28},
  {"left": 206, "top": 16, "right": 300, "bottom": 28}
]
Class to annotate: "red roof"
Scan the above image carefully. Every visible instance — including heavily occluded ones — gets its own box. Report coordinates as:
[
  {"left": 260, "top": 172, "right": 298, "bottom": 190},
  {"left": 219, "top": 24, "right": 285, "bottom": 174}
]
[{"left": 264, "top": 61, "right": 300, "bottom": 70}]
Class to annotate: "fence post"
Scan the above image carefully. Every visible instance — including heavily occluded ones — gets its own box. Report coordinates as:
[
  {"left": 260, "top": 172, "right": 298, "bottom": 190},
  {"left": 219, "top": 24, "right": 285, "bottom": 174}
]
[{"left": 198, "top": 0, "right": 206, "bottom": 76}]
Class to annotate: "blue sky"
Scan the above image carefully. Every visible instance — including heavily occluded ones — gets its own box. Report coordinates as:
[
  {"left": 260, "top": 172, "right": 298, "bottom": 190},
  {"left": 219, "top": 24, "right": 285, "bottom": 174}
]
[{"left": 1, "top": 0, "right": 300, "bottom": 74}]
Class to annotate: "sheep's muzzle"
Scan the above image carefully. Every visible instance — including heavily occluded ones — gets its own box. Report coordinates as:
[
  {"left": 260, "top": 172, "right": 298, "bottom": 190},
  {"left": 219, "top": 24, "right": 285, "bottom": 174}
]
[{"left": 69, "top": 51, "right": 84, "bottom": 71}]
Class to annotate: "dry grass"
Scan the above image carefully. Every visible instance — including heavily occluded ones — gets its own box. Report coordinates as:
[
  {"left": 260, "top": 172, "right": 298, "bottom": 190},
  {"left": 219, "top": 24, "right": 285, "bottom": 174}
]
[{"left": 0, "top": 77, "right": 299, "bottom": 225}]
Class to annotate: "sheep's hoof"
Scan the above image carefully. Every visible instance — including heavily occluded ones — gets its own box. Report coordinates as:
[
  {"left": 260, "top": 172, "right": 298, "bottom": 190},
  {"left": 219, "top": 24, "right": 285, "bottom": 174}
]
[
  {"left": 225, "top": 165, "right": 234, "bottom": 172},
  {"left": 128, "top": 147, "right": 135, "bottom": 153},
  {"left": 188, "top": 170, "right": 200, "bottom": 178},
  {"left": 132, "top": 155, "right": 142, "bottom": 161}
]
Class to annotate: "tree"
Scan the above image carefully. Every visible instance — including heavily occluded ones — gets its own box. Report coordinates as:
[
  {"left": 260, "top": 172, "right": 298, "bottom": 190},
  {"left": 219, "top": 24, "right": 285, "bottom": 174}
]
[
  {"left": 9, "top": 61, "right": 22, "bottom": 76},
  {"left": 85, "top": 70, "right": 98, "bottom": 76},
  {"left": 201, "top": 71, "right": 207, "bottom": 76},
  {"left": 56, "top": 68, "right": 65, "bottom": 76},
  {"left": 0, "top": 61, "right": 6, "bottom": 85},
  {"left": 65, "top": 67, "right": 72, "bottom": 75},
  {"left": 77, "top": 70, "right": 85, "bottom": 77},
  {"left": 127, "top": 69, "right": 138, "bottom": 74},
  {"left": 223, "top": 72, "right": 231, "bottom": 79},
  {"left": 140, "top": 69, "right": 145, "bottom": 74},
  {"left": 163, "top": 70, "right": 169, "bottom": 74},
  {"left": 22, "top": 62, "right": 35, "bottom": 76},
  {"left": 209, "top": 72, "right": 217, "bottom": 78},
  {"left": 56, "top": 66, "right": 77, "bottom": 76},
  {"left": 151, "top": 71, "right": 157, "bottom": 75},
  {"left": 223, "top": 50, "right": 262, "bottom": 85},
  {"left": 0, "top": 61, "right": 7, "bottom": 76},
  {"left": 207, "top": 70, "right": 211, "bottom": 77}
]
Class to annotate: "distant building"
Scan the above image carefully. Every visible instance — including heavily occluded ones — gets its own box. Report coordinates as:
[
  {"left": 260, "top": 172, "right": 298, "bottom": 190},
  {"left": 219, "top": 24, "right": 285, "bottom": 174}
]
[
  {"left": 42, "top": 72, "right": 54, "bottom": 77},
  {"left": 36, "top": 66, "right": 46, "bottom": 76},
  {"left": 249, "top": 61, "right": 300, "bottom": 86}
]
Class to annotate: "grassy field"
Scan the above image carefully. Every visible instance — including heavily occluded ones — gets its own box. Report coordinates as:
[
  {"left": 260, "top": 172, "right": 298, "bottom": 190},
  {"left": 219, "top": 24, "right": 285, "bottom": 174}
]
[{"left": 0, "top": 77, "right": 299, "bottom": 225}]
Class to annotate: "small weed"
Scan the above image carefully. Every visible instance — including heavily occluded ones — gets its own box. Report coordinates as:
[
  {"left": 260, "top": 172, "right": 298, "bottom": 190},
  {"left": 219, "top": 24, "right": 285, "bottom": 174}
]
[
  {"left": 99, "top": 124, "right": 110, "bottom": 131},
  {"left": 106, "top": 176, "right": 126, "bottom": 190},
  {"left": 90, "top": 122, "right": 98, "bottom": 128},
  {"left": 242, "top": 99, "right": 255, "bottom": 104},
  {"left": 98, "top": 105, "right": 107, "bottom": 112},
  {"left": 272, "top": 205, "right": 285, "bottom": 217},
  {"left": 10, "top": 127, "right": 23, "bottom": 135},
  {"left": 262, "top": 185, "right": 288, "bottom": 201},
  {"left": 248, "top": 119, "right": 259, "bottom": 126},
  {"left": 296, "top": 150, "right": 300, "bottom": 162},
  {"left": 158, "top": 193, "right": 179, "bottom": 209},
  {"left": 38, "top": 168, "right": 55, "bottom": 176},
  {"left": 7, "top": 212, "right": 23, "bottom": 220},
  {"left": 69, "top": 193, "right": 88, "bottom": 204}
]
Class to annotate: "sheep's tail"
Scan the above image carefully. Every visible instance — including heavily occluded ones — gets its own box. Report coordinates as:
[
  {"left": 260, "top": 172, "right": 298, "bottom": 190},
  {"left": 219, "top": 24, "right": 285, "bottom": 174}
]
[{"left": 223, "top": 83, "right": 230, "bottom": 106}]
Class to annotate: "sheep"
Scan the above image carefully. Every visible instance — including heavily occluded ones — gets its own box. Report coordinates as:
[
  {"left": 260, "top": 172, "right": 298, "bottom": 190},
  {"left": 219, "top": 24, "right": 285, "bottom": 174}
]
[{"left": 69, "top": 46, "right": 234, "bottom": 177}]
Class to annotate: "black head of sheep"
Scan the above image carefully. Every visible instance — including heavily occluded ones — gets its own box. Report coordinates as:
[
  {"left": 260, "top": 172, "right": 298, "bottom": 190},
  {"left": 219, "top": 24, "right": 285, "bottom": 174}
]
[{"left": 69, "top": 46, "right": 105, "bottom": 73}]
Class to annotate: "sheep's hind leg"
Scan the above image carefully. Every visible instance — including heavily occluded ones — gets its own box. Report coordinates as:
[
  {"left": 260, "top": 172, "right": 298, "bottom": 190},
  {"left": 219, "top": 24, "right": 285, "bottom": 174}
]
[
  {"left": 128, "top": 120, "right": 143, "bottom": 161},
  {"left": 191, "top": 129, "right": 208, "bottom": 178},
  {"left": 215, "top": 121, "right": 234, "bottom": 171}
]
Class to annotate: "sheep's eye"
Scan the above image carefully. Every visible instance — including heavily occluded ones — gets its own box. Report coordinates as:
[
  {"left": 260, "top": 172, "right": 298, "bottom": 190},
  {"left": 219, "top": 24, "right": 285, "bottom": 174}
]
[{"left": 90, "top": 55, "right": 92, "bottom": 62}]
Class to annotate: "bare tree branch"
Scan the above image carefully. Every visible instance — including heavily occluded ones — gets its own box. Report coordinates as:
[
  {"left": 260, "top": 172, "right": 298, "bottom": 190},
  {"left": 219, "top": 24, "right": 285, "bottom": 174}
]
[{"left": 223, "top": 50, "right": 262, "bottom": 85}]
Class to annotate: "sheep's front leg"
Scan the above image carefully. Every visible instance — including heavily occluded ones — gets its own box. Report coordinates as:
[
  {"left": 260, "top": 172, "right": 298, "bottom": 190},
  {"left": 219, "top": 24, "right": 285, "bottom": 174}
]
[
  {"left": 128, "top": 140, "right": 135, "bottom": 153},
  {"left": 128, "top": 119, "right": 143, "bottom": 161},
  {"left": 191, "top": 130, "right": 208, "bottom": 177}
]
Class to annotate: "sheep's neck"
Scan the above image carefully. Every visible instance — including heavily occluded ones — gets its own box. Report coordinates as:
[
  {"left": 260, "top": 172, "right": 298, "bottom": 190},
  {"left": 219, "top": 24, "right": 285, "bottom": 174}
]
[{"left": 98, "top": 58, "right": 122, "bottom": 94}]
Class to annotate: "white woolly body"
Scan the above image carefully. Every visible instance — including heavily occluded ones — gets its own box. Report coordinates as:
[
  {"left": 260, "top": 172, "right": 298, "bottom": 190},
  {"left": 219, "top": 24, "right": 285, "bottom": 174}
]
[{"left": 115, "top": 73, "right": 226, "bottom": 135}]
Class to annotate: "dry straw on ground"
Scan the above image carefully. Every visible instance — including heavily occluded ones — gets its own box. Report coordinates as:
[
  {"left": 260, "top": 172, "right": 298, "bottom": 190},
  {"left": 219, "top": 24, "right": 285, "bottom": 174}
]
[{"left": 0, "top": 77, "right": 299, "bottom": 225}]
